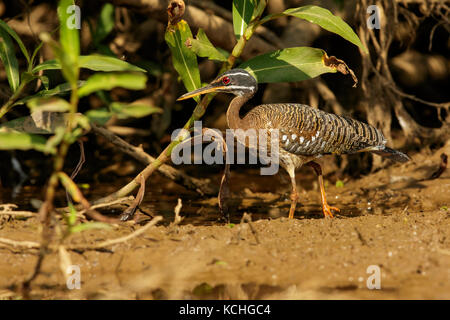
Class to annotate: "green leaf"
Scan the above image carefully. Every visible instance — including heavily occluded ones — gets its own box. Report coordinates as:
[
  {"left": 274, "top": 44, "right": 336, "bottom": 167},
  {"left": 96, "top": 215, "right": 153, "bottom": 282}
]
[
  {"left": 27, "top": 97, "right": 71, "bottom": 113},
  {"left": 0, "top": 19, "right": 30, "bottom": 63},
  {"left": 58, "top": 171, "right": 84, "bottom": 203},
  {"left": 12, "top": 81, "right": 85, "bottom": 107},
  {"left": 44, "top": 0, "right": 80, "bottom": 85},
  {"left": 85, "top": 103, "right": 161, "bottom": 125},
  {"left": 0, "top": 132, "right": 55, "bottom": 154},
  {"left": 30, "top": 42, "right": 44, "bottom": 71},
  {"left": 192, "top": 283, "right": 213, "bottom": 297},
  {"left": 93, "top": 3, "right": 115, "bottom": 44},
  {"left": 111, "top": 102, "right": 162, "bottom": 119},
  {"left": 0, "top": 27, "right": 20, "bottom": 92},
  {"left": 31, "top": 59, "right": 61, "bottom": 73},
  {"left": 232, "top": 0, "right": 255, "bottom": 40},
  {"left": 74, "top": 113, "right": 91, "bottom": 131},
  {"left": 165, "top": 20, "right": 201, "bottom": 102},
  {"left": 85, "top": 108, "right": 111, "bottom": 125},
  {"left": 67, "top": 202, "right": 78, "bottom": 227},
  {"left": 336, "top": 180, "right": 345, "bottom": 188},
  {"left": 45, "top": 126, "right": 65, "bottom": 151},
  {"left": 38, "top": 75, "right": 49, "bottom": 90},
  {"left": 189, "top": 29, "right": 227, "bottom": 62},
  {"left": 32, "top": 55, "right": 146, "bottom": 73},
  {"left": 261, "top": 5, "right": 368, "bottom": 54},
  {"left": 39, "top": 32, "right": 78, "bottom": 85},
  {"left": 239, "top": 47, "right": 339, "bottom": 83},
  {"left": 78, "top": 72, "right": 147, "bottom": 97},
  {"left": 70, "top": 222, "right": 111, "bottom": 233},
  {"left": 78, "top": 55, "right": 146, "bottom": 72},
  {"left": 57, "top": 0, "right": 80, "bottom": 61}
]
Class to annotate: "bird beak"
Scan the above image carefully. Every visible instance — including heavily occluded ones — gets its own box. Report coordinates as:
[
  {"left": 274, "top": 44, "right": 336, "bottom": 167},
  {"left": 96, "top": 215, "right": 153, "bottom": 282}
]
[{"left": 177, "top": 84, "right": 226, "bottom": 101}]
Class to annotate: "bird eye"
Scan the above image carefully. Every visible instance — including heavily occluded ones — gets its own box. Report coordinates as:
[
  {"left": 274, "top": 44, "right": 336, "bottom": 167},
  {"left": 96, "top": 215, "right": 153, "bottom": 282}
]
[{"left": 222, "top": 76, "right": 231, "bottom": 85}]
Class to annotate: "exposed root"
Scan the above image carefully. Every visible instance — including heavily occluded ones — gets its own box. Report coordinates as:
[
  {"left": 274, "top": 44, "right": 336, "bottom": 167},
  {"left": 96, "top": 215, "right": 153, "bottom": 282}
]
[
  {"left": 0, "top": 237, "right": 40, "bottom": 249},
  {"left": 0, "top": 216, "right": 163, "bottom": 252},
  {"left": 172, "top": 198, "right": 184, "bottom": 226},
  {"left": 77, "top": 216, "right": 163, "bottom": 250},
  {"left": 356, "top": 0, "right": 450, "bottom": 156},
  {"left": 0, "top": 204, "right": 36, "bottom": 217}
]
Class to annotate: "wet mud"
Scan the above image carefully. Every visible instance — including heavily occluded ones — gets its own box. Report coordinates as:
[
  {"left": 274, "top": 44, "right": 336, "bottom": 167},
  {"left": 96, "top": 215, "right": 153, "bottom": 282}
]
[{"left": 0, "top": 142, "right": 449, "bottom": 299}]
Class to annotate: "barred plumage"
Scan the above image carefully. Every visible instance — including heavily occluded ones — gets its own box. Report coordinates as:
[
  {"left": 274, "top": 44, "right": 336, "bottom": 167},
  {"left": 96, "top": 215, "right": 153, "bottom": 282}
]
[
  {"left": 244, "top": 103, "right": 387, "bottom": 157},
  {"left": 178, "top": 69, "right": 410, "bottom": 219}
]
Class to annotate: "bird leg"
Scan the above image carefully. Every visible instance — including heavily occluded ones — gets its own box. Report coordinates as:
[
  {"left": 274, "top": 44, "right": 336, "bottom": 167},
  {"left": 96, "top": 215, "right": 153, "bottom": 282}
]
[
  {"left": 288, "top": 176, "right": 299, "bottom": 219},
  {"left": 307, "top": 161, "right": 340, "bottom": 218},
  {"left": 286, "top": 167, "right": 298, "bottom": 219}
]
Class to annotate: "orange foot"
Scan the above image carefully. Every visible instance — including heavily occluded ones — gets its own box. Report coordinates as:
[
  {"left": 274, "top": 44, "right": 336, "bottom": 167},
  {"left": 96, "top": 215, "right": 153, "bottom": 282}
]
[{"left": 322, "top": 204, "right": 340, "bottom": 218}]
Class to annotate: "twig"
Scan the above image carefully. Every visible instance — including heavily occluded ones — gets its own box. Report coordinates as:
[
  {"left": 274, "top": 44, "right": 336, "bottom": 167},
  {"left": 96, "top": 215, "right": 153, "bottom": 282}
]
[
  {"left": 241, "top": 213, "right": 260, "bottom": 245},
  {"left": 71, "top": 216, "right": 162, "bottom": 249},
  {"left": 66, "top": 140, "right": 85, "bottom": 204},
  {"left": 75, "top": 196, "right": 134, "bottom": 216},
  {"left": 120, "top": 174, "right": 146, "bottom": 221},
  {"left": 106, "top": 125, "right": 151, "bottom": 136},
  {"left": 315, "top": 79, "right": 345, "bottom": 115},
  {"left": 373, "top": 66, "right": 450, "bottom": 109},
  {"left": 0, "top": 204, "right": 18, "bottom": 211},
  {"left": 0, "top": 211, "right": 36, "bottom": 217},
  {"left": 172, "top": 198, "right": 184, "bottom": 226},
  {"left": 428, "top": 20, "right": 446, "bottom": 51},
  {"left": 0, "top": 216, "right": 163, "bottom": 251},
  {"left": 0, "top": 237, "right": 40, "bottom": 249},
  {"left": 91, "top": 124, "right": 216, "bottom": 196}
]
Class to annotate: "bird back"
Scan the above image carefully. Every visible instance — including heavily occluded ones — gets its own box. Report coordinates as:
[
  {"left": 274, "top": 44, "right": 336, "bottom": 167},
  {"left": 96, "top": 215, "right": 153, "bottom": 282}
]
[{"left": 243, "top": 103, "right": 386, "bottom": 157}]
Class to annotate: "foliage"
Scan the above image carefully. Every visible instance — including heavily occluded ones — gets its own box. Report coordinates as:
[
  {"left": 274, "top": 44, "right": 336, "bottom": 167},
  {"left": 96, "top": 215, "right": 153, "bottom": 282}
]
[
  {"left": 0, "top": 0, "right": 154, "bottom": 230},
  {"left": 170, "top": 1, "right": 364, "bottom": 94}
]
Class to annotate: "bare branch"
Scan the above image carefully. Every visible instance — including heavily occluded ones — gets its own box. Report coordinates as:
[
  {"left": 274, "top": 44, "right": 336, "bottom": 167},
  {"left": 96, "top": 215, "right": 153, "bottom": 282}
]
[{"left": 91, "top": 124, "right": 217, "bottom": 196}]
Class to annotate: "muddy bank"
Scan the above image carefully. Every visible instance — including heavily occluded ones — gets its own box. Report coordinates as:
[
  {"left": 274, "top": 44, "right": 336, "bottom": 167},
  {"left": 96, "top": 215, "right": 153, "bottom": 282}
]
[{"left": 0, "top": 143, "right": 449, "bottom": 300}]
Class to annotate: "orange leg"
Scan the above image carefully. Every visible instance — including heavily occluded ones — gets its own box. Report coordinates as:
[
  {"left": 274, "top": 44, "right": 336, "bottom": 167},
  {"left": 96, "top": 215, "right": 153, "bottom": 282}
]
[
  {"left": 307, "top": 162, "right": 340, "bottom": 218},
  {"left": 288, "top": 175, "right": 299, "bottom": 219}
]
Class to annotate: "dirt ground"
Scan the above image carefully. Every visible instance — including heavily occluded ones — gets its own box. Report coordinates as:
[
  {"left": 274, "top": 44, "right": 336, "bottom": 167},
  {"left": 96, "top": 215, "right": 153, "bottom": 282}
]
[{"left": 0, "top": 141, "right": 449, "bottom": 300}]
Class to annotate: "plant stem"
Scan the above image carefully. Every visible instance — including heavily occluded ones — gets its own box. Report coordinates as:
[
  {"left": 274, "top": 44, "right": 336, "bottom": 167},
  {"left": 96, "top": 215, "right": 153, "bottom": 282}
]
[
  {"left": 22, "top": 82, "right": 79, "bottom": 295},
  {"left": 0, "top": 80, "right": 29, "bottom": 120}
]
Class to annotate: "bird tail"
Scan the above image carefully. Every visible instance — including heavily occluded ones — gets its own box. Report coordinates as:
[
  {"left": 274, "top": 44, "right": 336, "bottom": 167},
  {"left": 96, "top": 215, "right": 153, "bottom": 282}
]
[{"left": 370, "top": 146, "right": 410, "bottom": 163}]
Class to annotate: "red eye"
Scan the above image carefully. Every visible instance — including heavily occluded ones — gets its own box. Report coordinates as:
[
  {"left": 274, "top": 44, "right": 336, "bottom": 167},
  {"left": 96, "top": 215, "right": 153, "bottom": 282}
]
[{"left": 222, "top": 76, "right": 231, "bottom": 85}]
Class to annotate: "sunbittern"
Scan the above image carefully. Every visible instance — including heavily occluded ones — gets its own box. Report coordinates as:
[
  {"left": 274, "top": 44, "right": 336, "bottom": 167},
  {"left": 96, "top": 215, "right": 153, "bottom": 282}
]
[{"left": 178, "top": 69, "right": 410, "bottom": 219}]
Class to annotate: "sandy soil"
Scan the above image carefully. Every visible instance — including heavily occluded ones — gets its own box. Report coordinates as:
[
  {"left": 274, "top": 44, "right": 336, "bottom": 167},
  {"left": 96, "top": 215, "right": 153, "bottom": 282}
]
[{"left": 0, "top": 142, "right": 449, "bottom": 300}]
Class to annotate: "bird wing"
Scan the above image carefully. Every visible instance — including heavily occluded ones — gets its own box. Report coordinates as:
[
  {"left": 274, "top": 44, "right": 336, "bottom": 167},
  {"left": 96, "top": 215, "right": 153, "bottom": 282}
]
[{"left": 248, "top": 104, "right": 386, "bottom": 156}]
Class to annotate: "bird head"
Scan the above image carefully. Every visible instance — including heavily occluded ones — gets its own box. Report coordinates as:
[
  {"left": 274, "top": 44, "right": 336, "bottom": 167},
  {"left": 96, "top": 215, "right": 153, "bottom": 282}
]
[{"left": 177, "top": 68, "right": 258, "bottom": 101}]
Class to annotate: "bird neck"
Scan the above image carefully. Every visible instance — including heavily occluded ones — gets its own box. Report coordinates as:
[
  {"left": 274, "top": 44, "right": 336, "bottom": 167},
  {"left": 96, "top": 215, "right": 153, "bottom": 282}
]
[{"left": 227, "top": 95, "right": 251, "bottom": 130}]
